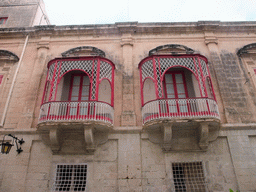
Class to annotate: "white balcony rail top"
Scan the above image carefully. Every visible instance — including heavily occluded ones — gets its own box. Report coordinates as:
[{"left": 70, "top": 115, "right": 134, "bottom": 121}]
[
  {"left": 39, "top": 101, "right": 114, "bottom": 125},
  {"left": 142, "top": 98, "right": 220, "bottom": 125}
]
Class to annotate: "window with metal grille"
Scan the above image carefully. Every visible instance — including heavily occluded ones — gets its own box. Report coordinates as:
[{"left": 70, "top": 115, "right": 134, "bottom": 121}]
[
  {"left": 172, "top": 162, "right": 207, "bottom": 192},
  {"left": 53, "top": 164, "right": 87, "bottom": 191}
]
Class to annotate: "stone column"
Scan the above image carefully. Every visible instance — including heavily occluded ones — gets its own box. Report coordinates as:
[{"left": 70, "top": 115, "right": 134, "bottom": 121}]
[{"left": 17, "top": 36, "right": 50, "bottom": 129}]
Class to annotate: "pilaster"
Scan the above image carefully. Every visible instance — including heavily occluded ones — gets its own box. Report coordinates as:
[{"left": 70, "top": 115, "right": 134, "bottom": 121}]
[
  {"left": 17, "top": 36, "right": 50, "bottom": 129},
  {"left": 119, "top": 29, "right": 136, "bottom": 126}
]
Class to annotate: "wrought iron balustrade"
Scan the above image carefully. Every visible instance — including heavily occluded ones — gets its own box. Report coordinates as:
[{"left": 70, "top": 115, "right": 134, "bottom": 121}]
[
  {"left": 142, "top": 98, "right": 220, "bottom": 124},
  {"left": 39, "top": 101, "right": 114, "bottom": 125}
]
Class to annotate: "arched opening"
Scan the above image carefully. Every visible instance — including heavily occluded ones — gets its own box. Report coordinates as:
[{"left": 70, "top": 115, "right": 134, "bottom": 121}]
[
  {"left": 143, "top": 78, "right": 156, "bottom": 104},
  {"left": 98, "top": 79, "right": 111, "bottom": 104},
  {"left": 162, "top": 67, "right": 200, "bottom": 113},
  {"left": 56, "top": 70, "right": 90, "bottom": 102},
  {"left": 162, "top": 67, "right": 200, "bottom": 99}
]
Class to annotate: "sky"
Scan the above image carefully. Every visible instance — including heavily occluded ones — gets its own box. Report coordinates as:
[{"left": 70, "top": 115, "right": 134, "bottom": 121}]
[{"left": 43, "top": 0, "right": 256, "bottom": 26}]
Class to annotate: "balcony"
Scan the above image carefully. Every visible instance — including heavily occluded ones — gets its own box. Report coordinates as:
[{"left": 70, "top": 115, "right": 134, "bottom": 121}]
[
  {"left": 138, "top": 50, "right": 221, "bottom": 151},
  {"left": 142, "top": 98, "right": 220, "bottom": 125},
  {"left": 37, "top": 54, "right": 115, "bottom": 154},
  {"left": 39, "top": 101, "right": 114, "bottom": 126}
]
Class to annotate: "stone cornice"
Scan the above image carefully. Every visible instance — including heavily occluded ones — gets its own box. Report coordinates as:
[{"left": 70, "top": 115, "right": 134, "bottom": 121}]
[{"left": 0, "top": 21, "right": 256, "bottom": 38}]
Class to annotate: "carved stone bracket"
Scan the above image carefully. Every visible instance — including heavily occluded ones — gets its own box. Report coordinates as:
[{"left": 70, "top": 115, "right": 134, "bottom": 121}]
[
  {"left": 144, "top": 119, "right": 219, "bottom": 152},
  {"left": 49, "top": 127, "right": 60, "bottom": 153},
  {"left": 38, "top": 121, "right": 111, "bottom": 154},
  {"left": 162, "top": 123, "right": 172, "bottom": 151},
  {"left": 84, "top": 126, "right": 96, "bottom": 153},
  {"left": 198, "top": 122, "right": 209, "bottom": 150}
]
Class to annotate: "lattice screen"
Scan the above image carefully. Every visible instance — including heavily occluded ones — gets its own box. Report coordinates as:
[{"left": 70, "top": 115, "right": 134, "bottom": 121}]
[
  {"left": 52, "top": 164, "right": 87, "bottom": 192},
  {"left": 100, "top": 61, "right": 112, "bottom": 81},
  {"left": 141, "top": 59, "right": 154, "bottom": 82},
  {"left": 140, "top": 55, "right": 210, "bottom": 100},
  {"left": 45, "top": 58, "right": 114, "bottom": 103},
  {"left": 172, "top": 162, "right": 207, "bottom": 192}
]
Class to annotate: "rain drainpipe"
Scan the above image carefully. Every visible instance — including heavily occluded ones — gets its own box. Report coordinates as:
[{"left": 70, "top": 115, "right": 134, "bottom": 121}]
[{"left": 0, "top": 35, "right": 29, "bottom": 128}]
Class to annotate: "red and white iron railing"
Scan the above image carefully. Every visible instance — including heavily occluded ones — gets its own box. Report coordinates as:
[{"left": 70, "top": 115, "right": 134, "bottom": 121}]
[
  {"left": 142, "top": 98, "right": 220, "bottom": 125},
  {"left": 39, "top": 101, "right": 114, "bottom": 125}
]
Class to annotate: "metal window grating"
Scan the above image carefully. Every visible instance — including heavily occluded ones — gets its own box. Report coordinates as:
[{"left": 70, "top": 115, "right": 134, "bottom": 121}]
[
  {"left": 172, "top": 162, "right": 207, "bottom": 192},
  {"left": 52, "top": 164, "right": 87, "bottom": 192}
]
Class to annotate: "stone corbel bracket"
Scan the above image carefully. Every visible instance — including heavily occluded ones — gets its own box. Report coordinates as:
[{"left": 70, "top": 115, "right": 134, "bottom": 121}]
[
  {"left": 84, "top": 125, "right": 96, "bottom": 153},
  {"left": 161, "top": 123, "right": 173, "bottom": 152},
  {"left": 198, "top": 122, "right": 209, "bottom": 150},
  {"left": 144, "top": 119, "right": 220, "bottom": 152},
  {"left": 49, "top": 126, "right": 61, "bottom": 153},
  {"left": 38, "top": 121, "right": 111, "bottom": 154},
  {"left": 145, "top": 122, "right": 173, "bottom": 152}
]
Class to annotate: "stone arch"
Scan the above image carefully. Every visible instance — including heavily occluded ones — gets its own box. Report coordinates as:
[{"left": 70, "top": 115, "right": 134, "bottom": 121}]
[
  {"left": 61, "top": 46, "right": 105, "bottom": 57},
  {"left": 148, "top": 44, "right": 195, "bottom": 56},
  {"left": 0, "top": 50, "right": 19, "bottom": 61},
  {"left": 237, "top": 43, "right": 256, "bottom": 56}
]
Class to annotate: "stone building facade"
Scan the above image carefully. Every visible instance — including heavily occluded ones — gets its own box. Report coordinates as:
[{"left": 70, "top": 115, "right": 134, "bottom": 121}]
[
  {"left": 0, "top": 1, "right": 256, "bottom": 192},
  {"left": 0, "top": 0, "right": 50, "bottom": 28}
]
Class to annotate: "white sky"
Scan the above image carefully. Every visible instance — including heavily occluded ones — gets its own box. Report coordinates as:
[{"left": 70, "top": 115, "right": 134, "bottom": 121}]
[{"left": 43, "top": 0, "right": 256, "bottom": 25}]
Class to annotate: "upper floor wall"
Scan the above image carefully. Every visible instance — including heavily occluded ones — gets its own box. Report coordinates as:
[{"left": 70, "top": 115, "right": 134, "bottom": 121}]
[{"left": 1, "top": 21, "right": 256, "bottom": 129}]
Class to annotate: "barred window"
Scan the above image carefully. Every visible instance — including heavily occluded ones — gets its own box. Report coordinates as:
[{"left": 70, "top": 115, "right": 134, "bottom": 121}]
[
  {"left": 53, "top": 164, "right": 87, "bottom": 191},
  {"left": 172, "top": 162, "right": 206, "bottom": 192}
]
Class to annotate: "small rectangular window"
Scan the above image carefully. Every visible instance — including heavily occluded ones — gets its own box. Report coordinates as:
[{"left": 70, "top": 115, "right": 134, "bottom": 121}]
[
  {"left": 52, "top": 164, "right": 87, "bottom": 191},
  {"left": 0, "top": 17, "right": 8, "bottom": 24},
  {"left": 172, "top": 161, "right": 207, "bottom": 192}
]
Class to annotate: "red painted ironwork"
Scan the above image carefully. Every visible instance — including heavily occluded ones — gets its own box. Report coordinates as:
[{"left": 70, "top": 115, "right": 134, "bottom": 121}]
[
  {"left": 198, "top": 57, "right": 207, "bottom": 97},
  {"left": 39, "top": 101, "right": 114, "bottom": 125},
  {"left": 43, "top": 56, "right": 115, "bottom": 105},
  {"left": 138, "top": 54, "right": 216, "bottom": 105},
  {"left": 142, "top": 98, "right": 220, "bottom": 124},
  {"left": 40, "top": 56, "right": 115, "bottom": 124},
  {"left": 139, "top": 54, "right": 218, "bottom": 124}
]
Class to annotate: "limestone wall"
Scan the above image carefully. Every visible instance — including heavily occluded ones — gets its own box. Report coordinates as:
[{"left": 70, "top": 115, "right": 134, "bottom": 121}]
[{"left": 0, "top": 22, "right": 256, "bottom": 191}]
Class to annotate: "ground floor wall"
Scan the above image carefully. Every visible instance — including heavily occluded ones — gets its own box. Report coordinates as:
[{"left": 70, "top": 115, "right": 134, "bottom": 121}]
[{"left": 0, "top": 127, "right": 255, "bottom": 192}]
